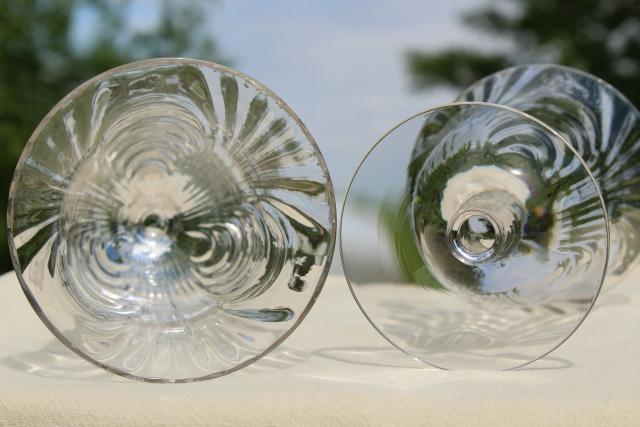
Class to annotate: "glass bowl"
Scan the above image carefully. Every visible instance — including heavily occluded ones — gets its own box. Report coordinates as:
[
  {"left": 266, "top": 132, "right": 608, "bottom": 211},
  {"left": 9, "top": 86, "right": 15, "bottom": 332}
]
[
  {"left": 8, "top": 58, "right": 336, "bottom": 382},
  {"left": 342, "top": 64, "right": 640, "bottom": 370}
]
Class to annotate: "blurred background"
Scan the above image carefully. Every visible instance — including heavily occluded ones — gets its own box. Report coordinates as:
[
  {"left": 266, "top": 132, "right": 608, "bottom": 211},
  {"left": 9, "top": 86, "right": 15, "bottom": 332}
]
[{"left": 1, "top": 0, "right": 639, "bottom": 274}]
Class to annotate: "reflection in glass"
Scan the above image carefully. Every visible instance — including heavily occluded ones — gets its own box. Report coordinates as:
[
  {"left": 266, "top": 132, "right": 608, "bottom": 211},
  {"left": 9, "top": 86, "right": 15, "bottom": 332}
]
[
  {"left": 342, "top": 65, "right": 639, "bottom": 370},
  {"left": 8, "top": 58, "right": 336, "bottom": 382}
]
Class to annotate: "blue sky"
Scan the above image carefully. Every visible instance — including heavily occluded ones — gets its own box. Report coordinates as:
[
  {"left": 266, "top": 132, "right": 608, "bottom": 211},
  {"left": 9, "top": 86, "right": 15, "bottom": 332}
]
[
  {"left": 211, "top": 0, "right": 490, "bottom": 197},
  {"left": 75, "top": 0, "right": 497, "bottom": 198}
]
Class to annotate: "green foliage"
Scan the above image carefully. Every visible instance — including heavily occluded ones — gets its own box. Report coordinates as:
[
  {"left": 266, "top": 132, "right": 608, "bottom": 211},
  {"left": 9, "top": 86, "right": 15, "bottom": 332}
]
[
  {"left": 0, "top": 0, "right": 227, "bottom": 274},
  {"left": 408, "top": 50, "right": 510, "bottom": 90},
  {"left": 407, "top": 0, "right": 640, "bottom": 106},
  {"left": 378, "top": 192, "right": 443, "bottom": 289}
]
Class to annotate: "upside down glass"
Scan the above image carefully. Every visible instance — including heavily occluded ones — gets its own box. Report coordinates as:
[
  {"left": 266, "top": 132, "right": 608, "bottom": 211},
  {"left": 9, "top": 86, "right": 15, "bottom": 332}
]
[
  {"left": 341, "top": 65, "right": 640, "bottom": 370},
  {"left": 8, "top": 58, "right": 336, "bottom": 382}
]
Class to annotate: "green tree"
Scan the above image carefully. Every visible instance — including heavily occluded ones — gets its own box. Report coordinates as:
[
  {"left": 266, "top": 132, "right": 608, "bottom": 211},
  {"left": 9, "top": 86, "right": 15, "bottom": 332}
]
[
  {"left": 407, "top": 0, "right": 640, "bottom": 106},
  {"left": 0, "top": 0, "right": 227, "bottom": 274}
]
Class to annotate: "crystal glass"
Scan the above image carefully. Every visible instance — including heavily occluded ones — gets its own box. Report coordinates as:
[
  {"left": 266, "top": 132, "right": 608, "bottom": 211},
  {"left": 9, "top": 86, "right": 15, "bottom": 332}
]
[
  {"left": 8, "top": 58, "right": 336, "bottom": 382},
  {"left": 341, "top": 64, "right": 640, "bottom": 370}
]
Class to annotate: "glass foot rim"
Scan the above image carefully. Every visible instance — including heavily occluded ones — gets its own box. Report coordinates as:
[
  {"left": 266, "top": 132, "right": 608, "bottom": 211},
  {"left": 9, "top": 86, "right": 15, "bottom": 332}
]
[{"left": 340, "top": 100, "right": 609, "bottom": 371}]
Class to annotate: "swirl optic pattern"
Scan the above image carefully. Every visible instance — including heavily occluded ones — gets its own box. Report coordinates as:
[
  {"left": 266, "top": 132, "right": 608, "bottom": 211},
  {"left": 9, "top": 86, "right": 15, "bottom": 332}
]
[
  {"left": 457, "top": 65, "right": 640, "bottom": 286},
  {"left": 9, "top": 59, "right": 335, "bottom": 381}
]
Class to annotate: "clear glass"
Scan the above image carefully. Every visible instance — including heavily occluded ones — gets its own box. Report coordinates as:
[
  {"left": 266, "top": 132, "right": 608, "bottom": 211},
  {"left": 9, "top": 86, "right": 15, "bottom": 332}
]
[
  {"left": 8, "top": 58, "right": 336, "bottom": 382},
  {"left": 342, "top": 64, "right": 640, "bottom": 370},
  {"left": 458, "top": 64, "right": 640, "bottom": 288}
]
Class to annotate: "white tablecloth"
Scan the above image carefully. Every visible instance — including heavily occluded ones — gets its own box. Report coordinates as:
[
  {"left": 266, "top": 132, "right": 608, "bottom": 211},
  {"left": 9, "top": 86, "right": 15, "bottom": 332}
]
[{"left": 0, "top": 270, "right": 638, "bottom": 426}]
